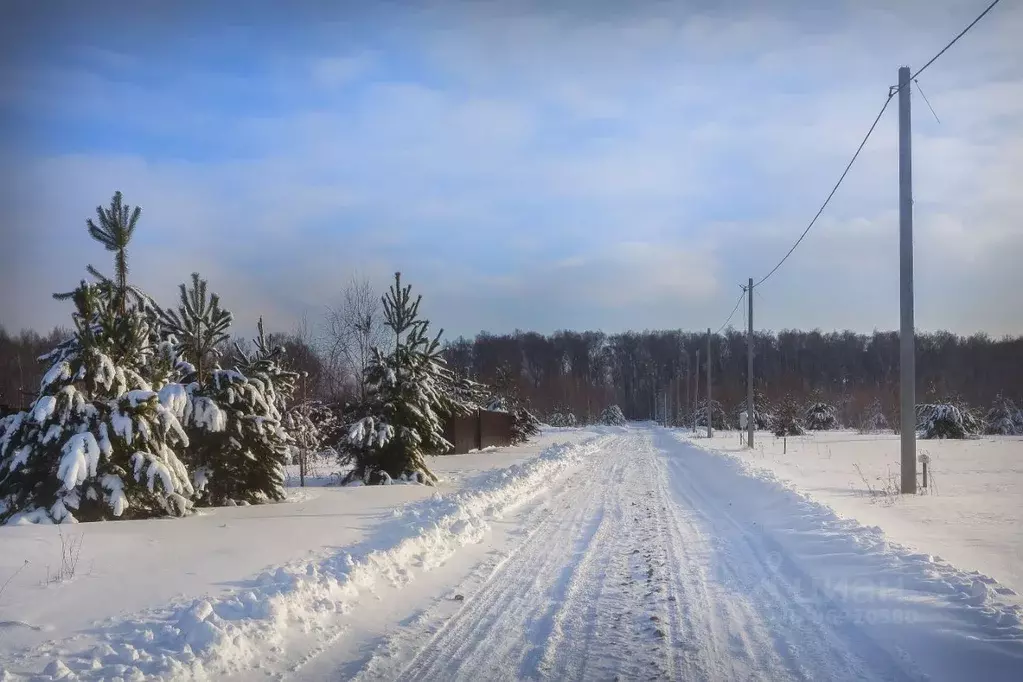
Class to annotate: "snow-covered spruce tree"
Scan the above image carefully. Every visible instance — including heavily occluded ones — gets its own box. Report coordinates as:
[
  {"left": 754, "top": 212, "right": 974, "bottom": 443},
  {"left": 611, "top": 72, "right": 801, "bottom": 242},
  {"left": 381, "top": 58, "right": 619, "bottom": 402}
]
[
  {"left": 341, "top": 273, "right": 454, "bottom": 485},
  {"left": 451, "top": 374, "right": 490, "bottom": 413},
  {"left": 804, "top": 401, "right": 839, "bottom": 430},
  {"left": 0, "top": 283, "right": 194, "bottom": 523},
  {"left": 772, "top": 395, "right": 805, "bottom": 437},
  {"left": 207, "top": 318, "right": 296, "bottom": 504},
  {"left": 546, "top": 410, "right": 578, "bottom": 427},
  {"left": 916, "top": 403, "right": 979, "bottom": 440},
  {"left": 599, "top": 404, "right": 627, "bottom": 426},
  {"left": 509, "top": 404, "right": 541, "bottom": 444},
  {"left": 983, "top": 395, "right": 1022, "bottom": 435},
  {"left": 694, "top": 399, "right": 729, "bottom": 430}
]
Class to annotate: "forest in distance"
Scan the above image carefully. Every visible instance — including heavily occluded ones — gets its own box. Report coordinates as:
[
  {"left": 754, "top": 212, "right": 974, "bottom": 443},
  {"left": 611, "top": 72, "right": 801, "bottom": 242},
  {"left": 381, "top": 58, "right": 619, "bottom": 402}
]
[{"left": 4, "top": 320, "right": 1021, "bottom": 428}]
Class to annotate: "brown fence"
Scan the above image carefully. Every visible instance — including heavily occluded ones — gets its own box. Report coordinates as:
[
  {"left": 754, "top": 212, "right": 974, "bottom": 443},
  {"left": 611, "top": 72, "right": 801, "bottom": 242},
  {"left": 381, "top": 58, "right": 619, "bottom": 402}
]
[{"left": 443, "top": 409, "right": 515, "bottom": 454}]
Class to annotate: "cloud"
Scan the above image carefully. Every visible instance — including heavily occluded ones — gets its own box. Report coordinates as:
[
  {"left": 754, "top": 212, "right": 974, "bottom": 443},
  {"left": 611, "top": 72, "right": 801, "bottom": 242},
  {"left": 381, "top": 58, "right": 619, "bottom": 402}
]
[
  {"left": 309, "top": 53, "right": 372, "bottom": 90},
  {"left": 1, "top": 0, "right": 1021, "bottom": 340}
]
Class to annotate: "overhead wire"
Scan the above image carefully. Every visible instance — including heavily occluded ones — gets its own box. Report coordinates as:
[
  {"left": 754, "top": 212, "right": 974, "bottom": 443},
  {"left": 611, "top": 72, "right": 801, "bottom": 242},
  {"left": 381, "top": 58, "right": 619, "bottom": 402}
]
[
  {"left": 748, "top": 0, "right": 1003, "bottom": 290},
  {"left": 752, "top": 94, "right": 894, "bottom": 288},
  {"left": 714, "top": 288, "right": 747, "bottom": 335}
]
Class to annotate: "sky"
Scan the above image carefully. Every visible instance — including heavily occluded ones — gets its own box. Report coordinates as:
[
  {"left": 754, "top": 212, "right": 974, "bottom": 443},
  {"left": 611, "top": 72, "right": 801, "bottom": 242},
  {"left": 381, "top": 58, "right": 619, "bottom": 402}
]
[{"left": 1, "top": 0, "right": 1021, "bottom": 340}]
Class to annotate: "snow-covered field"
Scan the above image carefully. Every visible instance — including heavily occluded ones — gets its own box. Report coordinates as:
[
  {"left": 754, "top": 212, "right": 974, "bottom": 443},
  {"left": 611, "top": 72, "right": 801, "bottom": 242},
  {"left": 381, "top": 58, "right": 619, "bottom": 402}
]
[
  {"left": 695, "top": 429, "right": 1023, "bottom": 594},
  {"left": 2, "top": 425, "right": 1022, "bottom": 681}
]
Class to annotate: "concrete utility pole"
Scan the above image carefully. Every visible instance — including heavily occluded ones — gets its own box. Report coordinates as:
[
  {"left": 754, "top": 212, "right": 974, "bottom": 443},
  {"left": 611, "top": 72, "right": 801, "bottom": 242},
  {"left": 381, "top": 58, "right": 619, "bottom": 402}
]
[
  {"left": 685, "top": 355, "right": 691, "bottom": 419},
  {"left": 706, "top": 328, "right": 713, "bottom": 439},
  {"left": 747, "top": 278, "right": 755, "bottom": 449},
  {"left": 693, "top": 349, "right": 700, "bottom": 431},
  {"left": 898, "top": 66, "right": 917, "bottom": 494}
]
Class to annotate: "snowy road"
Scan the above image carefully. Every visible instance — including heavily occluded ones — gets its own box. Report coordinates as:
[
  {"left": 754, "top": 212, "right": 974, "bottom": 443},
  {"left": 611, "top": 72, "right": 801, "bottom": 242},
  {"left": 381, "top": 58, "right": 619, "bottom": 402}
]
[
  {"left": 336, "top": 427, "right": 1023, "bottom": 682},
  {"left": 6, "top": 427, "right": 1021, "bottom": 681}
]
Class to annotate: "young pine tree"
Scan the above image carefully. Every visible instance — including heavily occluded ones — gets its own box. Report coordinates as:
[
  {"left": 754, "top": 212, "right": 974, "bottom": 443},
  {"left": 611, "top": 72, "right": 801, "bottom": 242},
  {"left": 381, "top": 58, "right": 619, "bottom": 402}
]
[
  {"left": 599, "top": 404, "right": 627, "bottom": 426},
  {"left": 54, "top": 192, "right": 149, "bottom": 315},
  {"left": 804, "top": 401, "right": 839, "bottom": 430},
  {"left": 772, "top": 395, "right": 806, "bottom": 437},
  {"left": 342, "top": 273, "right": 454, "bottom": 485},
  {"left": 189, "top": 319, "right": 295, "bottom": 505},
  {"left": 0, "top": 284, "right": 193, "bottom": 523},
  {"left": 159, "top": 272, "right": 233, "bottom": 384}
]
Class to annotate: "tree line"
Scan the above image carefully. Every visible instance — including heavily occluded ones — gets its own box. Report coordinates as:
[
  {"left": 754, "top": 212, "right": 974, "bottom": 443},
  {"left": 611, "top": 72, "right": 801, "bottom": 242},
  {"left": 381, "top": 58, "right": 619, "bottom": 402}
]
[
  {"left": 443, "top": 329, "right": 1023, "bottom": 428},
  {"left": 7, "top": 311, "right": 1022, "bottom": 432}
]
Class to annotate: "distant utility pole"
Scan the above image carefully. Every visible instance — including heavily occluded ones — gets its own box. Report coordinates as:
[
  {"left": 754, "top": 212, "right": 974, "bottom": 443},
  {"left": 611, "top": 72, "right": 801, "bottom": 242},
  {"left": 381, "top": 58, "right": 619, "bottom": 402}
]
[
  {"left": 706, "top": 327, "right": 713, "bottom": 439},
  {"left": 685, "top": 353, "right": 692, "bottom": 418},
  {"left": 693, "top": 349, "right": 700, "bottom": 431},
  {"left": 898, "top": 65, "right": 917, "bottom": 494},
  {"left": 747, "top": 278, "right": 755, "bottom": 449}
]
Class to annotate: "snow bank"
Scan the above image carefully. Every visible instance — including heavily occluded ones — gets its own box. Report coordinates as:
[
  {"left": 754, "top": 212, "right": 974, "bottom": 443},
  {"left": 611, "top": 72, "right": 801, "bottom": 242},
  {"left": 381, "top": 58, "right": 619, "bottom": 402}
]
[{"left": 1, "top": 436, "right": 605, "bottom": 681}]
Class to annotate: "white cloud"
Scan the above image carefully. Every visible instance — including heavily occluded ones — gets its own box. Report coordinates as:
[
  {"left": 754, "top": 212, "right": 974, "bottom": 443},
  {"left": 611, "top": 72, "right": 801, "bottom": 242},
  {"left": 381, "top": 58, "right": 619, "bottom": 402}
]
[
  {"left": 309, "top": 53, "right": 372, "bottom": 90},
  {"left": 2, "top": 0, "right": 1022, "bottom": 338}
]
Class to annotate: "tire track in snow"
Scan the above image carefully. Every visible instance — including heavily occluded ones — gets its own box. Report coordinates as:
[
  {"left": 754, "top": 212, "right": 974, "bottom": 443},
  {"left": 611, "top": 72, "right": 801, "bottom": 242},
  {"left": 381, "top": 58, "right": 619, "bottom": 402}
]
[
  {"left": 386, "top": 437, "right": 623, "bottom": 681},
  {"left": 340, "top": 426, "right": 1022, "bottom": 682}
]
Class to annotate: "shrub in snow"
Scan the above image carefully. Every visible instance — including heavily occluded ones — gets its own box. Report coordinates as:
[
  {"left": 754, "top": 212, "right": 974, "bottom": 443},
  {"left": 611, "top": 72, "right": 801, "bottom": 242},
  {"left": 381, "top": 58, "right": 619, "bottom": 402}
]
[
  {"left": 694, "top": 400, "right": 730, "bottom": 430},
  {"left": 599, "top": 404, "right": 627, "bottom": 426},
  {"left": 983, "top": 395, "right": 1022, "bottom": 436},
  {"left": 340, "top": 273, "right": 455, "bottom": 485},
  {"left": 772, "top": 395, "right": 805, "bottom": 437},
  {"left": 858, "top": 399, "right": 889, "bottom": 433},
  {"left": 0, "top": 283, "right": 193, "bottom": 523},
  {"left": 917, "top": 403, "right": 979, "bottom": 440},
  {"left": 804, "top": 402, "right": 840, "bottom": 430},
  {"left": 546, "top": 411, "right": 578, "bottom": 428}
]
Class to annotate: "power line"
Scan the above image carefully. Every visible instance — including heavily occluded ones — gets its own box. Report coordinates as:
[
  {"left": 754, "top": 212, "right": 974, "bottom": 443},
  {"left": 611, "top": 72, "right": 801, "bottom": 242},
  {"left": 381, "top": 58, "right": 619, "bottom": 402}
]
[
  {"left": 910, "top": 0, "right": 1003, "bottom": 84},
  {"left": 714, "top": 288, "right": 746, "bottom": 335},
  {"left": 751, "top": 0, "right": 1004, "bottom": 290},
  {"left": 753, "top": 93, "right": 893, "bottom": 288}
]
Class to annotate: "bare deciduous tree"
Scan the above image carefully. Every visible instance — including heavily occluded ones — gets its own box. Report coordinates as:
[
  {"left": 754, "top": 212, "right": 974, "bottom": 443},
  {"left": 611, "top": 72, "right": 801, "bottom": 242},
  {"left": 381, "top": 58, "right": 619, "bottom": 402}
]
[{"left": 325, "top": 274, "right": 390, "bottom": 401}]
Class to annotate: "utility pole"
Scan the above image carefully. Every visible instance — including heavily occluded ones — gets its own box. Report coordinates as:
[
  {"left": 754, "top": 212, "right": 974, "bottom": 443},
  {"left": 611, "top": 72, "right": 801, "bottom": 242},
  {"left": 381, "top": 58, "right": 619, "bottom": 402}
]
[
  {"left": 747, "top": 278, "right": 755, "bottom": 449},
  {"left": 686, "top": 353, "right": 692, "bottom": 420},
  {"left": 706, "top": 327, "right": 713, "bottom": 439},
  {"left": 898, "top": 66, "right": 917, "bottom": 494},
  {"left": 693, "top": 349, "right": 700, "bottom": 431}
]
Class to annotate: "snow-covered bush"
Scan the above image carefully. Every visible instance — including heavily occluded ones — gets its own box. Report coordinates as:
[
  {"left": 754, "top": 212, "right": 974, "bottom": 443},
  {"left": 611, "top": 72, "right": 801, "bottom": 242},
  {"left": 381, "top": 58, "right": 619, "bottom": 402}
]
[
  {"left": 858, "top": 399, "right": 889, "bottom": 433},
  {"left": 340, "top": 273, "right": 454, "bottom": 485},
  {"left": 804, "top": 402, "right": 840, "bottom": 430},
  {"left": 983, "top": 395, "right": 1022, "bottom": 435},
  {"left": 599, "top": 404, "right": 627, "bottom": 426},
  {"left": 694, "top": 400, "right": 729, "bottom": 430},
  {"left": 917, "top": 403, "right": 980, "bottom": 440},
  {"left": 546, "top": 411, "right": 578, "bottom": 428},
  {"left": 0, "top": 284, "right": 194, "bottom": 524},
  {"left": 772, "top": 396, "right": 805, "bottom": 437}
]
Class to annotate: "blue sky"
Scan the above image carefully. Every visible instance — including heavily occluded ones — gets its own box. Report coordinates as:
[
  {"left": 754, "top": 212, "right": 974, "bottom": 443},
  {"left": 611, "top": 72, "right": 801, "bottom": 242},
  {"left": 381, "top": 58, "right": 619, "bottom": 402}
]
[{"left": 2, "top": 0, "right": 1021, "bottom": 339}]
